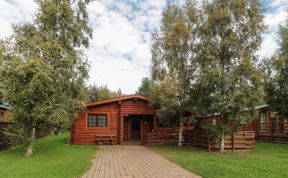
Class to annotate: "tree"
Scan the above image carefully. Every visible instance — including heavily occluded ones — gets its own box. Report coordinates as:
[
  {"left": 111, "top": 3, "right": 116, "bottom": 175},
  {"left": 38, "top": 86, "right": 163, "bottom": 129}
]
[
  {"left": 137, "top": 77, "right": 152, "bottom": 96},
  {"left": 0, "top": 0, "right": 92, "bottom": 157},
  {"left": 265, "top": 13, "right": 288, "bottom": 118},
  {"left": 195, "top": 0, "right": 265, "bottom": 152},
  {"left": 87, "top": 85, "right": 123, "bottom": 102},
  {"left": 150, "top": 1, "right": 198, "bottom": 146}
]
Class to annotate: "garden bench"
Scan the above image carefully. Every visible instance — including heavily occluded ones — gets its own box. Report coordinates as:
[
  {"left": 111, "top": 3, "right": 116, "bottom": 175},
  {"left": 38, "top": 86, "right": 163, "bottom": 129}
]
[{"left": 94, "top": 134, "right": 117, "bottom": 145}]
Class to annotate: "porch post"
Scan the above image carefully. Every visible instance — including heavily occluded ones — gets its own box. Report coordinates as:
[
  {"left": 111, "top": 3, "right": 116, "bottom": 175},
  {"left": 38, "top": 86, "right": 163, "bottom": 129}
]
[
  {"left": 187, "top": 117, "right": 190, "bottom": 130},
  {"left": 140, "top": 118, "right": 144, "bottom": 141},
  {"left": 153, "top": 116, "right": 157, "bottom": 132}
]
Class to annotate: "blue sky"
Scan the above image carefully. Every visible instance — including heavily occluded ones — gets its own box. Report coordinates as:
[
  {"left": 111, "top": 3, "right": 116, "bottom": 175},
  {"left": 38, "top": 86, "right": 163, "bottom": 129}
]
[{"left": 0, "top": 0, "right": 287, "bottom": 94}]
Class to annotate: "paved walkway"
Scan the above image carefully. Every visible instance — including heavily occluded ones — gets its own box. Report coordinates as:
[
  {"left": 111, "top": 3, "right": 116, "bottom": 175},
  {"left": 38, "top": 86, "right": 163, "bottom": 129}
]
[{"left": 82, "top": 145, "right": 201, "bottom": 178}]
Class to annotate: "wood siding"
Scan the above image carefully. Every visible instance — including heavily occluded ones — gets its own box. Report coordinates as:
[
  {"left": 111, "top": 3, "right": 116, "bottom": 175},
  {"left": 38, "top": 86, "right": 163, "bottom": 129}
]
[
  {"left": 256, "top": 107, "right": 288, "bottom": 143},
  {"left": 71, "top": 98, "right": 156, "bottom": 145}
]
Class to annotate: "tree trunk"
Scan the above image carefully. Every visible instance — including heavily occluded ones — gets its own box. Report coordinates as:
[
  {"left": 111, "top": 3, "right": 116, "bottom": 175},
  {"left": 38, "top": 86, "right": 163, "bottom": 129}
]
[
  {"left": 178, "top": 115, "right": 183, "bottom": 147},
  {"left": 25, "top": 127, "right": 35, "bottom": 157},
  {"left": 219, "top": 132, "right": 225, "bottom": 152}
]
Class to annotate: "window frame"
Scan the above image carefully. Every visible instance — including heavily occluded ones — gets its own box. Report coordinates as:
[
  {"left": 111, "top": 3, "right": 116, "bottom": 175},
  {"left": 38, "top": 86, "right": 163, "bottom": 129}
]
[
  {"left": 260, "top": 112, "right": 267, "bottom": 124},
  {"left": 87, "top": 113, "right": 108, "bottom": 127},
  {"left": 240, "top": 116, "right": 247, "bottom": 124},
  {"left": 212, "top": 118, "right": 216, "bottom": 125}
]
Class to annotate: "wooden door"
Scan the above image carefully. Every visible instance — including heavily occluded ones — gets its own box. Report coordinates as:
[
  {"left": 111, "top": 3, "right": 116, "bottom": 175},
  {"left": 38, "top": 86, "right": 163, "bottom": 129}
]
[{"left": 131, "top": 118, "right": 141, "bottom": 140}]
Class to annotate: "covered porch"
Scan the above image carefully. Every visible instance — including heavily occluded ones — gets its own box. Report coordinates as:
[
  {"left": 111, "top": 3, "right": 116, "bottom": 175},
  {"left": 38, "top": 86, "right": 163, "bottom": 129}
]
[{"left": 123, "top": 114, "right": 156, "bottom": 144}]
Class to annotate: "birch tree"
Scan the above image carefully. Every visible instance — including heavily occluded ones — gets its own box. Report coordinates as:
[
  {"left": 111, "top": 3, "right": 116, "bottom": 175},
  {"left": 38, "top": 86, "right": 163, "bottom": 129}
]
[
  {"left": 195, "top": 0, "right": 265, "bottom": 152},
  {"left": 0, "top": 0, "right": 92, "bottom": 157},
  {"left": 150, "top": 0, "right": 199, "bottom": 146}
]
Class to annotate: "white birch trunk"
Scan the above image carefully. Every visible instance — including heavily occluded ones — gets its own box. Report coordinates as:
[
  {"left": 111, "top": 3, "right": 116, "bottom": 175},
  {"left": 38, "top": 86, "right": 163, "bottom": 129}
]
[
  {"left": 219, "top": 132, "right": 225, "bottom": 152},
  {"left": 25, "top": 127, "right": 35, "bottom": 157},
  {"left": 178, "top": 115, "right": 183, "bottom": 147}
]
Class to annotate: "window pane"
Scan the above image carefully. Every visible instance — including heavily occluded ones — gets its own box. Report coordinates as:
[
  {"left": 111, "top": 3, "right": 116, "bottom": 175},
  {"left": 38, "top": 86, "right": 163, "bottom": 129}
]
[
  {"left": 88, "top": 114, "right": 97, "bottom": 127},
  {"left": 98, "top": 115, "right": 107, "bottom": 127},
  {"left": 260, "top": 112, "right": 266, "bottom": 124},
  {"left": 88, "top": 114, "right": 107, "bottom": 127},
  {"left": 240, "top": 116, "right": 247, "bottom": 124}
]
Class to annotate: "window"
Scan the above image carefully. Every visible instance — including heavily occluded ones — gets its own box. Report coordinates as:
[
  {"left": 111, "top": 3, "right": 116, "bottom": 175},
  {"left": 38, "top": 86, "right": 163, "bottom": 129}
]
[
  {"left": 270, "top": 112, "right": 277, "bottom": 119},
  {"left": 212, "top": 118, "right": 216, "bottom": 125},
  {"left": 260, "top": 112, "right": 267, "bottom": 124},
  {"left": 240, "top": 116, "right": 247, "bottom": 124},
  {"left": 0, "top": 111, "right": 4, "bottom": 122},
  {"left": 88, "top": 114, "right": 107, "bottom": 127}
]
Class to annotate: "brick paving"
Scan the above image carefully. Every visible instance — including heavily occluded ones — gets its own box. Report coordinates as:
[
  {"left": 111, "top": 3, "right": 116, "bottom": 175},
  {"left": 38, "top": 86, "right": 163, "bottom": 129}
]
[{"left": 82, "top": 145, "right": 201, "bottom": 178}]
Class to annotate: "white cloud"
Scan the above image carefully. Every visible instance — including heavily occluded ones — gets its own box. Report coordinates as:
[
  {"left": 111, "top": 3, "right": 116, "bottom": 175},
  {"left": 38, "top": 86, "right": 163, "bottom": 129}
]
[
  {"left": 259, "top": 2, "right": 287, "bottom": 58},
  {"left": 0, "top": 0, "right": 287, "bottom": 93},
  {"left": 258, "top": 33, "right": 279, "bottom": 58},
  {"left": 264, "top": 6, "right": 286, "bottom": 31},
  {"left": 0, "top": 0, "right": 37, "bottom": 38},
  {"left": 86, "top": 0, "right": 166, "bottom": 93},
  {"left": 271, "top": 0, "right": 288, "bottom": 8}
]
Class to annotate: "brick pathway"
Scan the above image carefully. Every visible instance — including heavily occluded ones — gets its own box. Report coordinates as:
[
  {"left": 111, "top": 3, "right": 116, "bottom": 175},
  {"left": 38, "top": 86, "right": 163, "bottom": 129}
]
[{"left": 82, "top": 145, "right": 201, "bottom": 178}]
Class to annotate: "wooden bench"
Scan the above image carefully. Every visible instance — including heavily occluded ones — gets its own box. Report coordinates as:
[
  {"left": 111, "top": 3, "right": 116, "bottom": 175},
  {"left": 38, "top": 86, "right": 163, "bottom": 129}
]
[{"left": 94, "top": 134, "right": 117, "bottom": 145}]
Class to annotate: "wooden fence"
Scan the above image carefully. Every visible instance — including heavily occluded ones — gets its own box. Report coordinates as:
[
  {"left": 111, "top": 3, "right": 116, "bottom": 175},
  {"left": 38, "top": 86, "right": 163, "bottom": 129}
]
[
  {"left": 256, "top": 122, "right": 288, "bottom": 144},
  {"left": 147, "top": 132, "right": 182, "bottom": 146},
  {"left": 0, "top": 122, "right": 10, "bottom": 150},
  {"left": 147, "top": 129, "right": 255, "bottom": 152}
]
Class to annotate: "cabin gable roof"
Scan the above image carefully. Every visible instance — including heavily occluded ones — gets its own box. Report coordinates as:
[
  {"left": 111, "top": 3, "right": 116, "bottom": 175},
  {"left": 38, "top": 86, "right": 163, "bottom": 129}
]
[{"left": 86, "top": 94, "right": 149, "bottom": 108}]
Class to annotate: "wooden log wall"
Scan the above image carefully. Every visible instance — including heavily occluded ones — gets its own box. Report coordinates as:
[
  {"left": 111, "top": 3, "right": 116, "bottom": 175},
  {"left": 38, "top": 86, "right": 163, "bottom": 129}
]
[
  {"left": 71, "top": 98, "right": 156, "bottom": 145},
  {"left": 120, "top": 100, "right": 155, "bottom": 143},
  {"left": 71, "top": 103, "right": 119, "bottom": 144}
]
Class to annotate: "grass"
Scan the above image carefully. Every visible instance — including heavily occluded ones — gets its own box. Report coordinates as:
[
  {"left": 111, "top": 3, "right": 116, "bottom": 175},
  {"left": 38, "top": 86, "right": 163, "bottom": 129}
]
[
  {"left": 0, "top": 133, "right": 97, "bottom": 178},
  {"left": 152, "top": 142, "right": 288, "bottom": 178}
]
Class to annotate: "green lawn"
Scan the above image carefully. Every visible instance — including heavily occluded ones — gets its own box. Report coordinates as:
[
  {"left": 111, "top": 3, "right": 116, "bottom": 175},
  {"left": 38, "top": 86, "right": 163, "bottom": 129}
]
[
  {"left": 0, "top": 133, "right": 97, "bottom": 178},
  {"left": 152, "top": 142, "right": 288, "bottom": 178}
]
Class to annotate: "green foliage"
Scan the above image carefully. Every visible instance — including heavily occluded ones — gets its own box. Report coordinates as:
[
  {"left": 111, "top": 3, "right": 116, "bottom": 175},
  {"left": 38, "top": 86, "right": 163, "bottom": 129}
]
[
  {"left": 87, "top": 85, "right": 123, "bottom": 102},
  {"left": 2, "top": 123, "right": 30, "bottom": 146},
  {"left": 0, "top": 133, "right": 97, "bottom": 178},
  {"left": 149, "top": 1, "right": 198, "bottom": 125},
  {"left": 153, "top": 142, "right": 288, "bottom": 178},
  {"left": 0, "top": 0, "right": 92, "bottom": 153},
  {"left": 264, "top": 14, "right": 288, "bottom": 118},
  {"left": 137, "top": 77, "right": 152, "bottom": 96},
  {"left": 195, "top": 0, "right": 265, "bottom": 138}
]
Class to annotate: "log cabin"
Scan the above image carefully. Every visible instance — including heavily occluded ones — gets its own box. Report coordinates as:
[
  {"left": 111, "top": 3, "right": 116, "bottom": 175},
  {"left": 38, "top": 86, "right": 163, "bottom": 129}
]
[
  {"left": 0, "top": 104, "right": 10, "bottom": 150},
  {"left": 70, "top": 93, "right": 287, "bottom": 151},
  {"left": 71, "top": 94, "right": 177, "bottom": 145},
  {"left": 0, "top": 104, "right": 9, "bottom": 122},
  {"left": 254, "top": 105, "right": 288, "bottom": 143}
]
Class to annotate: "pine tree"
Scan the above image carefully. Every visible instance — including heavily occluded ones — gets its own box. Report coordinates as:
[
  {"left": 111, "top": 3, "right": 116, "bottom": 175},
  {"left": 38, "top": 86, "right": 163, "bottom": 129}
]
[{"left": 137, "top": 77, "right": 152, "bottom": 96}]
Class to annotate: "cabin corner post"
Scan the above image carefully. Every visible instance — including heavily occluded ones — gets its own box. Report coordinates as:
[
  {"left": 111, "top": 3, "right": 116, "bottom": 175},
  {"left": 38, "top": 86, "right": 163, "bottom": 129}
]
[{"left": 117, "top": 101, "right": 121, "bottom": 144}]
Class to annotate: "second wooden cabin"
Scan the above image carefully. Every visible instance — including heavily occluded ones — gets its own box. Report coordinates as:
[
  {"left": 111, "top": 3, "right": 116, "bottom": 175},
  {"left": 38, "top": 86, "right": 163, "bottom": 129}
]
[{"left": 71, "top": 94, "right": 288, "bottom": 151}]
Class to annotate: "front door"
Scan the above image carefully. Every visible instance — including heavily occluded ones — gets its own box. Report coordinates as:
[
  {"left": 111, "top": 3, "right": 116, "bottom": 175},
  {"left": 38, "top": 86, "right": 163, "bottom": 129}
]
[{"left": 131, "top": 118, "right": 141, "bottom": 140}]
